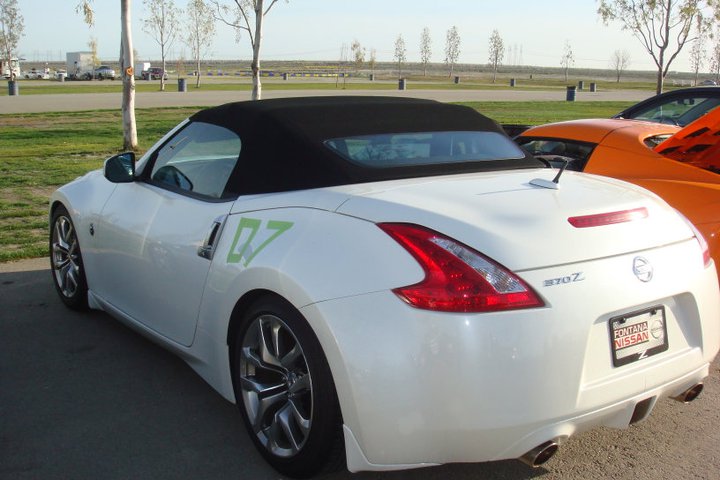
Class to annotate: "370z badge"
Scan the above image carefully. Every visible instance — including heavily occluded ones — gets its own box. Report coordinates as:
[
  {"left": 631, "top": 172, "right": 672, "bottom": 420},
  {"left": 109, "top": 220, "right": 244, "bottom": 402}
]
[{"left": 543, "top": 272, "right": 585, "bottom": 287}]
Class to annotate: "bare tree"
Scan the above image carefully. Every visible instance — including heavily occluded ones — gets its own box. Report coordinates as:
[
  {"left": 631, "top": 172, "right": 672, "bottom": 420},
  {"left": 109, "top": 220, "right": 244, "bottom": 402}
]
[
  {"left": 76, "top": 0, "right": 137, "bottom": 150},
  {"left": 598, "top": 0, "right": 711, "bottom": 94},
  {"left": 420, "top": 26, "right": 431, "bottom": 76},
  {"left": 394, "top": 34, "right": 406, "bottom": 77},
  {"left": 88, "top": 36, "right": 99, "bottom": 69},
  {"left": 368, "top": 47, "right": 377, "bottom": 75},
  {"left": 560, "top": 40, "right": 574, "bottom": 82},
  {"left": 211, "top": 0, "right": 285, "bottom": 100},
  {"left": 0, "top": 0, "right": 24, "bottom": 81},
  {"left": 710, "top": 32, "right": 720, "bottom": 83},
  {"left": 488, "top": 29, "right": 504, "bottom": 83},
  {"left": 350, "top": 39, "right": 365, "bottom": 71},
  {"left": 610, "top": 49, "right": 631, "bottom": 82},
  {"left": 689, "top": 29, "right": 705, "bottom": 85},
  {"left": 186, "top": 0, "right": 215, "bottom": 88},
  {"left": 444, "top": 25, "right": 460, "bottom": 77},
  {"left": 143, "top": 0, "right": 181, "bottom": 91}
]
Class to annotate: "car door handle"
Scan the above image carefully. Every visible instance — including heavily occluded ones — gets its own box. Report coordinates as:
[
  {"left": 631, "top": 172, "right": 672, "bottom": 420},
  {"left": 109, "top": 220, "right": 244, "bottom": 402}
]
[{"left": 198, "top": 215, "right": 227, "bottom": 260}]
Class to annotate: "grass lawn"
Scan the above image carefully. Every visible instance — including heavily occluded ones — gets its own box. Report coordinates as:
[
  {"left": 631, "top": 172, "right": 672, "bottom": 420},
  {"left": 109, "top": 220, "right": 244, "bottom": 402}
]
[{"left": 0, "top": 100, "right": 634, "bottom": 262}]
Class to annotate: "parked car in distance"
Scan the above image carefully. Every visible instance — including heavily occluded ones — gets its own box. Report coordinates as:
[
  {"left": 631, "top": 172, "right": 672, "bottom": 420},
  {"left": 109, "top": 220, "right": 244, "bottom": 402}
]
[
  {"left": 93, "top": 65, "right": 116, "bottom": 80},
  {"left": 502, "top": 86, "right": 720, "bottom": 137},
  {"left": 143, "top": 66, "right": 167, "bottom": 80},
  {"left": 612, "top": 86, "right": 720, "bottom": 126},
  {"left": 517, "top": 107, "right": 720, "bottom": 284},
  {"left": 23, "top": 67, "right": 49, "bottom": 80},
  {"left": 50, "top": 97, "right": 719, "bottom": 478}
]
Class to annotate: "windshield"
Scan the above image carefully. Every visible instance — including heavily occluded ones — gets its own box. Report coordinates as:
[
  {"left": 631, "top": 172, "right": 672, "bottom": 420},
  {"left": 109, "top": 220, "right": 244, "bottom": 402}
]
[{"left": 324, "top": 131, "right": 526, "bottom": 168}]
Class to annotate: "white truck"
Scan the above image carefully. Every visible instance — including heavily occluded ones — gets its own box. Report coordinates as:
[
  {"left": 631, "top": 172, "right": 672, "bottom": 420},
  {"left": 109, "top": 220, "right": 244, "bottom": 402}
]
[
  {"left": 135, "top": 62, "right": 151, "bottom": 79},
  {"left": 2, "top": 58, "right": 21, "bottom": 79},
  {"left": 66, "top": 52, "right": 94, "bottom": 80}
]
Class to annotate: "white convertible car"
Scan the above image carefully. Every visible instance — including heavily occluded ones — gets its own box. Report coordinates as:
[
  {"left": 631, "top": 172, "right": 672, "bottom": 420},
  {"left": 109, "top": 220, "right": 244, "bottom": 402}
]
[{"left": 50, "top": 97, "right": 720, "bottom": 477}]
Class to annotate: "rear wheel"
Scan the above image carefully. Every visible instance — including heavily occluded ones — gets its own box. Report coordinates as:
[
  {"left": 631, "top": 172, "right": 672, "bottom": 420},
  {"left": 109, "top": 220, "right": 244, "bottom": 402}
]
[
  {"left": 50, "top": 205, "right": 88, "bottom": 310},
  {"left": 232, "top": 295, "right": 344, "bottom": 478}
]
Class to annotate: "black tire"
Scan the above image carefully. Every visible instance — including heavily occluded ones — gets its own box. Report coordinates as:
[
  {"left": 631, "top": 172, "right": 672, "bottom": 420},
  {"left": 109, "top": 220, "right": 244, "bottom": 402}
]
[
  {"left": 231, "top": 295, "right": 344, "bottom": 478},
  {"left": 50, "top": 205, "right": 88, "bottom": 310}
]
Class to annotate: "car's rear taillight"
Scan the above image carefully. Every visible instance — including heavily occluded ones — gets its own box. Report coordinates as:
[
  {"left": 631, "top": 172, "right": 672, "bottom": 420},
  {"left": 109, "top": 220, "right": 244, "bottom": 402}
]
[
  {"left": 676, "top": 212, "right": 712, "bottom": 268},
  {"left": 568, "top": 207, "right": 648, "bottom": 228},
  {"left": 378, "top": 223, "right": 544, "bottom": 313}
]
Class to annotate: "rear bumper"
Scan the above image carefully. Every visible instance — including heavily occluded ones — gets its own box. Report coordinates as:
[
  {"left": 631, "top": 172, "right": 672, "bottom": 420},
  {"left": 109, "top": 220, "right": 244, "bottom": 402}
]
[{"left": 299, "top": 240, "right": 720, "bottom": 471}]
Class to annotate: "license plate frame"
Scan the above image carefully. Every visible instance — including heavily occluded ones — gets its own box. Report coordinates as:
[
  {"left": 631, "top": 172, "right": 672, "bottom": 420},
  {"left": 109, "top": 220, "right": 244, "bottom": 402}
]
[{"left": 609, "top": 306, "right": 668, "bottom": 367}]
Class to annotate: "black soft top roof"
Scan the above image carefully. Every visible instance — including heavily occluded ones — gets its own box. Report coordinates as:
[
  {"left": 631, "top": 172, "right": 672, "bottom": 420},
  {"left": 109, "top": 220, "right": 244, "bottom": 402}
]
[{"left": 189, "top": 97, "right": 540, "bottom": 195}]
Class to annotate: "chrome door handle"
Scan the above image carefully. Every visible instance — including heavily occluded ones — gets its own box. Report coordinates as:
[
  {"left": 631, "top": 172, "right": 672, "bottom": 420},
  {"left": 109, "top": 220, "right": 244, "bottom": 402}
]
[{"left": 198, "top": 215, "right": 227, "bottom": 260}]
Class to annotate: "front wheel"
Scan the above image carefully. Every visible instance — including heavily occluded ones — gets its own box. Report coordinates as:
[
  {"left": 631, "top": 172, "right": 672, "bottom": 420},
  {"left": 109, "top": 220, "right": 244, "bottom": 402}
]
[
  {"left": 50, "top": 205, "right": 88, "bottom": 310},
  {"left": 232, "top": 295, "right": 344, "bottom": 478}
]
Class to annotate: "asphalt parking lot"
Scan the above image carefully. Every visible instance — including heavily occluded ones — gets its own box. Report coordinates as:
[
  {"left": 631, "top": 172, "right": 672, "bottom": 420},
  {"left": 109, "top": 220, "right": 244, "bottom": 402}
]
[{"left": 1, "top": 258, "right": 719, "bottom": 480}]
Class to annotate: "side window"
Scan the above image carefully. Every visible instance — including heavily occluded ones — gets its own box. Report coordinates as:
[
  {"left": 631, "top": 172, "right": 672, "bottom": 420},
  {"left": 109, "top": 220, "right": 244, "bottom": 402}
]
[
  {"left": 632, "top": 96, "right": 718, "bottom": 126},
  {"left": 149, "top": 122, "right": 241, "bottom": 199}
]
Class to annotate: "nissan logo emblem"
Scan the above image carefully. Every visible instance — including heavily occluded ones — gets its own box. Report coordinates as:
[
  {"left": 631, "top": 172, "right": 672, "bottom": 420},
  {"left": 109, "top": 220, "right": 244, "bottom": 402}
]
[{"left": 633, "top": 256, "right": 653, "bottom": 282}]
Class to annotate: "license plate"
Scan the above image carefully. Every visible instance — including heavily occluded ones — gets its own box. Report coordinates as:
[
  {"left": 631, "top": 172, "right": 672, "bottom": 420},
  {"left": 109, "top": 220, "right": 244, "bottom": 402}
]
[{"left": 609, "top": 306, "right": 668, "bottom": 367}]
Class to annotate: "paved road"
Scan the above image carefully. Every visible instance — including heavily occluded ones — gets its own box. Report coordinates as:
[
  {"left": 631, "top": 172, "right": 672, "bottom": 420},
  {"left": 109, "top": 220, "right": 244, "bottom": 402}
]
[
  {"left": 0, "top": 88, "right": 654, "bottom": 114},
  {"left": 1, "top": 258, "right": 719, "bottom": 479}
]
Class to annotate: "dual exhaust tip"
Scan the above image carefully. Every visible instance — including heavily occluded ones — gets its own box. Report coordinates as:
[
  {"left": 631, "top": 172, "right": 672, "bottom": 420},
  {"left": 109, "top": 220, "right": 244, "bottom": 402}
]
[
  {"left": 519, "top": 440, "right": 559, "bottom": 468},
  {"left": 518, "top": 383, "right": 704, "bottom": 468},
  {"left": 672, "top": 383, "right": 704, "bottom": 403}
]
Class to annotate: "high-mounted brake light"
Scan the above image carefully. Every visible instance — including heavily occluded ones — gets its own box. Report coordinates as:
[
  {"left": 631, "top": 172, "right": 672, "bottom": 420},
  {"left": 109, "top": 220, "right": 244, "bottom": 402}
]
[
  {"left": 568, "top": 207, "right": 648, "bottom": 228},
  {"left": 378, "top": 223, "right": 544, "bottom": 313}
]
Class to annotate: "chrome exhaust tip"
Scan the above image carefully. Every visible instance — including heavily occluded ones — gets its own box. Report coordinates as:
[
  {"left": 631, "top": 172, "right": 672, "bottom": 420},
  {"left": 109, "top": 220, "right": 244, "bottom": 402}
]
[
  {"left": 672, "top": 383, "right": 704, "bottom": 403},
  {"left": 519, "top": 440, "right": 559, "bottom": 468}
]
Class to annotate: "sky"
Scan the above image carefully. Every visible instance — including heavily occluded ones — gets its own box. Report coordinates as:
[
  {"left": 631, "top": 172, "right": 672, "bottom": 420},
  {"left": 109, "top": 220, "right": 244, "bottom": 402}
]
[{"left": 12, "top": 0, "right": 708, "bottom": 73}]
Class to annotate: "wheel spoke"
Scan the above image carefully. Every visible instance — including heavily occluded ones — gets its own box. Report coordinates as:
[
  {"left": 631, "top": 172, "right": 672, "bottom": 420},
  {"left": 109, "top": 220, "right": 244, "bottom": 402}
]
[
  {"left": 289, "top": 372, "right": 310, "bottom": 395},
  {"left": 276, "top": 402, "right": 302, "bottom": 452},
  {"left": 251, "top": 389, "right": 288, "bottom": 432},
  {"left": 280, "top": 344, "right": 302, "bottom": 370},
  {"left": 288, "top": 397, "right": 311, "bottom": 436},
  {"left": 243, "top": 346, "right": 284, "bottom": 375},
  {"left": 258, "top": 318, "right": 284, "bottom": 369}
]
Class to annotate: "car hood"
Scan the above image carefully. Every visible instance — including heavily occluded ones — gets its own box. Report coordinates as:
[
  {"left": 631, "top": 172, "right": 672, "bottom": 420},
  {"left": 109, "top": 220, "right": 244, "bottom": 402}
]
[{"left": 335, "top": 169, "right": 693, "bottom": 271}]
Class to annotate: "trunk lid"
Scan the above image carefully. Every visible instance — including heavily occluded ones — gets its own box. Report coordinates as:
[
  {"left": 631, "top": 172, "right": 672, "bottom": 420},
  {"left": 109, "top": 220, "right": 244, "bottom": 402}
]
[{"left": 336, "top": 169, "right": 694, "bottom": 271}]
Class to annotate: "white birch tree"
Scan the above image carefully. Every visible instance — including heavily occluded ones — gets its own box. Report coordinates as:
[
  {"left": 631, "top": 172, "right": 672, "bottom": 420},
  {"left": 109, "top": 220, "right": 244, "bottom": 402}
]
[
  {"left": 186, "top": 0, "right": 215, "bottom": 88},
  {"left": 610, "top": 49, "right": 631, "bottom": 82},
  {"left": 420, "top": 27, "right": 431, "bottom": 76},
  {"left": 143, "top": 0, "right": 181, "bottom": 91},
  {"left": 488, "top": 29, "right": 504, "bottom": 83},
  {"left": 76, "top": 1, "right": 137, "bottom": 150},
  {"left": 211, "top": 0, "right": 285, "bottom": 100},
  {"left": 560, "top": 40, "right": 574, "bottom": 82},
  {"left": 121, "top": 0, "right": 138, "bottom": 150},
  {"left": 444, "top": 25, "right": 460, "bottom": 77},
  {"left": 689, "top": 30, "right": 705, "bottom": 85},
  {"left": 394, "top": 34, "right": 406, "bottom": 77},
  {"left": 0, "top": 0, "right": 24, "bottom": 81}
]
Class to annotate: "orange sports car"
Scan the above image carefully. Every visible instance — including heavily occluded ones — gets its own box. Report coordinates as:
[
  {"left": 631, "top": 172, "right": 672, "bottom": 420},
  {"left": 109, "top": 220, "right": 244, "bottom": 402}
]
[{"left": 517, "top": 108, "right": 720, "bottom": 282}]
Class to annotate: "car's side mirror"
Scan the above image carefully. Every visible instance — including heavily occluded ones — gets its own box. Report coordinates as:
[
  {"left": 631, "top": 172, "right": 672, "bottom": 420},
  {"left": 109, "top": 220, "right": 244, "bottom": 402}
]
[{"left": 104, "top": 152, "right": 136, "bottom": 183}]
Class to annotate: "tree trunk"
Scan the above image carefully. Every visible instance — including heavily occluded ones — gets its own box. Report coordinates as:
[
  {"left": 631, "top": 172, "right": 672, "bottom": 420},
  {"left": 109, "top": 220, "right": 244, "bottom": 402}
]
[
  {"left": 656, "top": 68, "right": 664, "bottom": 95},
  {"left": 121, "top": 0, "right": 138, "bottom": 151},
  {"left": 251, "top": 0, "right": 264, "bottom": 100},
  {"left": 160, "top": 45, "right": 166, "bottom": 92},
  {"left": 195, "top": 57, "right": 201, "bottom": 88}
]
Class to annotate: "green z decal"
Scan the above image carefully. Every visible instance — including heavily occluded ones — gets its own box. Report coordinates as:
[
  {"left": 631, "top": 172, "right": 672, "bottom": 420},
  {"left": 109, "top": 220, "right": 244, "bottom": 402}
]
[{"left": 226, "top": 217, "right": 294, "bottom": 266}]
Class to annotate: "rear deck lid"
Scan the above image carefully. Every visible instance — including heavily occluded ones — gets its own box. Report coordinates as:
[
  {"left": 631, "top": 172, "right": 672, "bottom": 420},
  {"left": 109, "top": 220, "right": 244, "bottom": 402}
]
[{"left": 336, "top": 169, "right": 693, "bottom": 271}]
